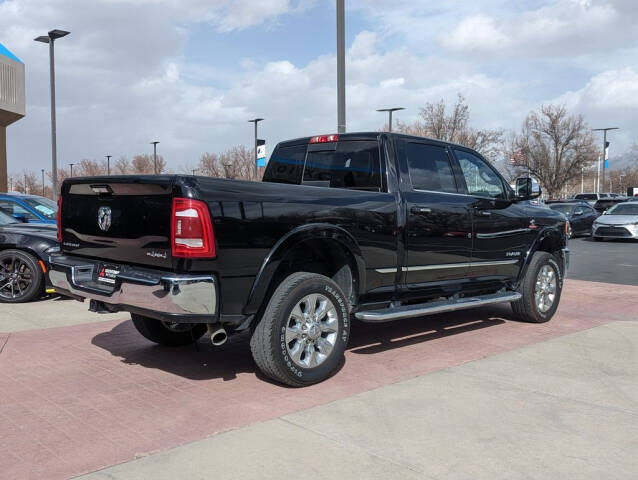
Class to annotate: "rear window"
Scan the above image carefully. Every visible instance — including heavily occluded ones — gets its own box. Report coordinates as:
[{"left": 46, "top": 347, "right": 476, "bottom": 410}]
[
  {"left": 574, "top": 194, "right": 597, "bottom": 200},
  {"left": 263, "top": 140, "right": 383, "bottom": 191},
  {"left": 303, "top": 141, "right": 381, "bottom": 191},
  {"left": 263, "top": 144, "right": 306, "bottom": 184}
]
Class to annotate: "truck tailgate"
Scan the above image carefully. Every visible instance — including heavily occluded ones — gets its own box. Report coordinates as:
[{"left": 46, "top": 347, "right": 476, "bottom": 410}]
[{"left": 60, "top": 178, "right": 174, "bottom": 269}]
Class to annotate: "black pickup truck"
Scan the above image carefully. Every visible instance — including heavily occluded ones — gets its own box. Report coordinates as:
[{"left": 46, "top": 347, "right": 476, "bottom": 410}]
[{"left": 50, "top": 132, "right": 569, "bottom": 386}]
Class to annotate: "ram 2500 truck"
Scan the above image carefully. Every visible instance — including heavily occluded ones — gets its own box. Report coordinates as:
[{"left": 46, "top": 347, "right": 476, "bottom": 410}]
[{"left": 50, "top": 132, "right": 569, "bottom": 386}]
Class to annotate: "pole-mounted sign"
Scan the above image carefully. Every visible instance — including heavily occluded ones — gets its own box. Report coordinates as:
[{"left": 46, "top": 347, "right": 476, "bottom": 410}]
[{"left": 256, "top": 139, "right": 267, "bottom": 167}]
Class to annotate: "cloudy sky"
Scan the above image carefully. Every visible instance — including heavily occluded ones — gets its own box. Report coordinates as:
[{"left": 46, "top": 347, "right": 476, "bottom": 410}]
[{"left": 1, "top": 0, "right": 637, "bottom": 174}]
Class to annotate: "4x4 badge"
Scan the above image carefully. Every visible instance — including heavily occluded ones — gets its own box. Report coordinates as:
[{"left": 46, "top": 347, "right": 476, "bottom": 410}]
[{"left": 98, "top": 206, "right": 112, "bottom": 232}]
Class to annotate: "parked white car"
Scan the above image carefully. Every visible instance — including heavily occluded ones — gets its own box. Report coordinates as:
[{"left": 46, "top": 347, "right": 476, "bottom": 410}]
[{"left": 592, "top": 202, "right": 638, "bottom": 241}]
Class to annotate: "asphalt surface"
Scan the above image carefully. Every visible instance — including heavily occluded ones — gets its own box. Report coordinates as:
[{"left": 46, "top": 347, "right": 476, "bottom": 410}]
[{"left": 568, "top": 236, "right": 638, "bottom": 286}]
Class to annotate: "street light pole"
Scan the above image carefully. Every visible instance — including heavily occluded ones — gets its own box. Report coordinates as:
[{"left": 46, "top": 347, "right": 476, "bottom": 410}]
[
  {"left": 248, "top": 118, "right": 264, "bottom": 176},
  {"left": 41, "top": 169, "right": 45, "bottom": 196},
  {"left": 35, "top": 29, "right": 70, "bottom": 201},
  {"left": 150, "top": 141, "right": 159, "bottom": 174},
  {"left": 105, "top": 155, "right": 112, "bottom": 175},
  {"left": 336, "top": 0, "right": 346, "bottom": 134},
  {"left": 593, "top": 127, "right": 619, "bottom": 194},
  {"left": 376, "top": 107, "right": 405, "bottom": 132},
  {"left": 69, "top": 163, "right": 74, "bottom": 177}
]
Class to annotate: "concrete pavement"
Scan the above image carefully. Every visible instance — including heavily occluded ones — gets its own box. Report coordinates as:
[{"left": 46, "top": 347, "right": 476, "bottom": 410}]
[
  {"left": 82, "top": 320, "right": 638, "bottom": 480},
  {"left": 2, "top": 279, "right": 638, "bottom": 479}
]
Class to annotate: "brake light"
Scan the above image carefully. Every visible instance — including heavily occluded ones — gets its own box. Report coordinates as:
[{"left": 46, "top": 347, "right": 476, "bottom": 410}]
[
  {"left": 171, "top": 198, "right": 216, "bottom": 258},
  {"left": 310, "top": 134, "right": 339, "bottom": 143},
  {"left": 56, "top": 197, "right": 62, "bottom": 243}
]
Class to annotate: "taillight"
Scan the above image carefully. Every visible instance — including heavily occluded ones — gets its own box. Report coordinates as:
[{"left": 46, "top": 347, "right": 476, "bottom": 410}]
[
  {"left": 56, "top": 197, "right": 62, "bottom": 243},
  {"left": 171, "top": 198, "right": 216, "bottom": 258},
  {"left": 310, "top": 134, "right": 338, "bottom": 143}
]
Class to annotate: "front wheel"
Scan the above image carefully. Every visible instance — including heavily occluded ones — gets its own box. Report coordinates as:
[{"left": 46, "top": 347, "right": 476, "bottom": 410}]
[
  {"left": 511, "top": 252, "right": 562, "bottom": 323},
  {"left": 131, "top": 314, "right": 207, "bottom": 346},
  {"left": 0, "top": 249, "right": 44, "bottom": 303},
  {"left": 250, "top": 272, "right": 350, "bottom": 387}
]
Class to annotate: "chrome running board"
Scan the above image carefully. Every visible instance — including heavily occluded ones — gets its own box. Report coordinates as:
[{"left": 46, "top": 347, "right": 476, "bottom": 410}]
[{"left": 355, "top": 291, "right": 522, "bottom": 323}]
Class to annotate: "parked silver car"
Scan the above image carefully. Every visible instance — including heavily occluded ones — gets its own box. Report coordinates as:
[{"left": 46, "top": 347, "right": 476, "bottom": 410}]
[{"left": 592, "top": 202, "right": 638, "bottom": 241}]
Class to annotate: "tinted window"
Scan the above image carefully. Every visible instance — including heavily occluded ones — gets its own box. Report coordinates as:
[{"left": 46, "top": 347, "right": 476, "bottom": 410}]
[
  {"left": 303, "top": 141, "right": 381, "bottom": 191},
  {"left": 0, "top": 209, "right": 19, "bottom": 225},
  {"left": 549, "top": 204, "right": 574, "bottom": 215},
  {"left": 608, "top": 203, "right": 638, "bottom": 215},
  {"left": 263, "top": 144, "right": 306, "bottom": 184},
  {"left": 575, "top": 194, "right": 597, "bottom": 200},
  {"left": 405, "top": 143, "right": 457, "bottom": 193},
  {"left": 454, "top": 149, "right": 505, "bottom": 199},
  {"left": 0, "top": 200, "right": 39, "bottom": 221}
]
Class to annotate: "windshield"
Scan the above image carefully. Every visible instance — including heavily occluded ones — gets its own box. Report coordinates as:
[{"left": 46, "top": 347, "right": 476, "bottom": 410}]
[
  {"left": 607, "top": 203, "right": 638, "bottom": 215},
  {"left": 22, "top": 196, "right": 57, "bottom": 220},
  {"left": 549, "top": 204, "right": 574, "bottom": 215},
  {"left": 0, "top": 209, "right": 20, "bottom": 226}
]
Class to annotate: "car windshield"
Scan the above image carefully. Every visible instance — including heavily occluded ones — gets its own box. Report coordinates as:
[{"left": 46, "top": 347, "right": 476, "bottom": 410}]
[
  {"left": 607, "top": 203, "right": 638, "bottom": 215},
  {"left": 549, "top": 204, "right": 574, "bottom": 215},
  {"left": 22, "top": 196, "right": 57, "bottom": 220},
  {"left": 0, "top": 209, "right": 20, "bottom": 226}
]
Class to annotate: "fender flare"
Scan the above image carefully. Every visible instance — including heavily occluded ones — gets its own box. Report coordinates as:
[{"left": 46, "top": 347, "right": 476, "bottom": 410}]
[
  {"left": 243, "top": 223, "right": 365, "bottom": 315},
  {"left": 515, "top": 226, "right": 565, "bottom": 287}
]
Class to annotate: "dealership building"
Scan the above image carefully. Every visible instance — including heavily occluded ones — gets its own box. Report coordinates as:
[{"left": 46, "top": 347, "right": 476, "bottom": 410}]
[{"left": 0, "top": 42, "right": 25, "bottom": 193}]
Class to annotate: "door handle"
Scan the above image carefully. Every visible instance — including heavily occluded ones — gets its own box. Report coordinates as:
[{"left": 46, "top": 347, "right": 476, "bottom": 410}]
[
  {"left": 475, "top": 210, "right": 492, "bottom": 217},
  {"left": 411, "top": 206, "right": 432, "bottom": 214}
]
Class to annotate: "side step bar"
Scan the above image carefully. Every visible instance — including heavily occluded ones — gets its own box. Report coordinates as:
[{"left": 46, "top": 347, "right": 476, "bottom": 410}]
[{"left": 355, "top": 291, "right": 522, "bottom": 323}]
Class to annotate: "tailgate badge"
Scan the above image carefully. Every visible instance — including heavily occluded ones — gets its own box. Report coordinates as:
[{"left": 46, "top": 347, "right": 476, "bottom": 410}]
[{"left": 98, "top": 206, "right": 112, "bottom": 232}]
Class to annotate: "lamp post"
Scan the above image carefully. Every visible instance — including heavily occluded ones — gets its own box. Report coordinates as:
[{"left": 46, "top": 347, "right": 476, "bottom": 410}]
[
  {"left": 593, "top": 127, "right": 619, "bottom": 193},
  {"left": 105, "top": 155, "right": 112, "bottom": 175},
  {"left": 150, "top": 141, "right": 159, "bottom": 174},
  {"left": 69, "top": 163, "right": 74, "bottom": 177},
  {"left": 620, "top": 174, "right": 626, "bottom": 195},
  {"left": 248, "top": 118, "right": 264, "bottom": 176},
  {"left": 41, "top": 169, "right": 45, "bottom": 196},
  {"left": 336, "top": 0, "right": 346, "bottom": 133},
  {"left": 377, "top": 107, "right": 405, "bottom": 132},
  {"left": 34, "top": 29, "right": 70, "bottom": 201}
]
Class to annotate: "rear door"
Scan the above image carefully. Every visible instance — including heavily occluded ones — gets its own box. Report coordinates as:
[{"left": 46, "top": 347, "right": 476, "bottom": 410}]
[
  {"left": 399, "top": 139, "right": 473, "bottom": 289},
  {"left": 60, "top": 178, "right": 175, "bottom": 269}
]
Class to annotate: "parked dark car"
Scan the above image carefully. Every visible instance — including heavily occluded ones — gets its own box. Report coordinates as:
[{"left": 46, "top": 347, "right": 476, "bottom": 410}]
[
  {"left": 548, "top": 202, "right": 598, "bottom": 237},
  {"left": 592, "top": 197, "right": 627, "bottom": 215},
  {"left": 50, "top": 132, "right": 569, "bottom": 386},
  {"left": 0, "top": 209, "right": 58, "bottom": 302}
]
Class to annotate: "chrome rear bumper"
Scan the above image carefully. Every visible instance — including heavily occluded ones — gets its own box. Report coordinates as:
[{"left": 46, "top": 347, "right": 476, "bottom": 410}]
[{"left": 49, "top": 254, "right": 217, "bottom": 322}]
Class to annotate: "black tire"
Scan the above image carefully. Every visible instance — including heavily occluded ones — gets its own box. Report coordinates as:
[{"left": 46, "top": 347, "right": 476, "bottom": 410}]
[
  {"left": 511, "top": 252, "right": 562, "bottom": 323},
  {"left": 131, "top": 314, "right": 207, "bottom": 346},
  {"left": 250, "top": 272, "right": 350, "bottom": 387},
  {"left": 0, "top": 249, "right": 44, "bottom": 303}
]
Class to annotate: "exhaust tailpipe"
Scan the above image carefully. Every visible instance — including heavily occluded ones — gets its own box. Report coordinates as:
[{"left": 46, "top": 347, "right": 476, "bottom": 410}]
[{"left": 207, "top": 324, "right": 228, "bottom": 346}]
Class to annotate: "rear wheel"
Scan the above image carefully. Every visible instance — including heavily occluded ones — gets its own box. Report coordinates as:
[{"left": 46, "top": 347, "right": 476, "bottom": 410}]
[
  {"left": 511, "top": 252, "right": 562, "bottom": 323},
  {"left": 250, "top": 272, "right": 350, "bottom": 387},
  {"left": 131, "top": 314, "right": 207, "bottom": 346},
  {"left": 0, "top": 250, "right": 44, "bottom": 303}
]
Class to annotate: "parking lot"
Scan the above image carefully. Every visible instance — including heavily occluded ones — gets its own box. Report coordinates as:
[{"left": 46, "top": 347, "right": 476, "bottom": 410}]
[{"left": 2, "top": 239, "right": 638, "bottom": 479}]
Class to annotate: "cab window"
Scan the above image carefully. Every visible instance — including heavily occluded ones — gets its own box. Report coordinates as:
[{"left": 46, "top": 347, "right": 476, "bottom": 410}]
[
  {"left": 454, "top": 149, "right": 505, "bottom": 199},
  {"left": 405, "top": 143, "right": 457, "bottom": 193},
  {"left": 0, "top": 200, "right": 39, "bottom": 221}
]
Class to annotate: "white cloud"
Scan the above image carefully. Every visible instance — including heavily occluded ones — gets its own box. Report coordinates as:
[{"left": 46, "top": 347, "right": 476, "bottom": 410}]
[
  {"left": 557, "top": 68, "right": 638, "bottom": 109},
  {"left": 380, "top": 77, "right": 404, "bottom": 88}
]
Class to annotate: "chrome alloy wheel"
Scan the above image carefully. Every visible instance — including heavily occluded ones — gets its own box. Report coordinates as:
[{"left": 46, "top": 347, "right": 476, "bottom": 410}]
[
  {"left": 0, "top": 255, "right": 33, "bottom": 300},
  {"left": 534, "top": 265, "right": 557, "bottom": 313},
  {"left": 285, "top": 293, "right": 339, "bottom": 369}
]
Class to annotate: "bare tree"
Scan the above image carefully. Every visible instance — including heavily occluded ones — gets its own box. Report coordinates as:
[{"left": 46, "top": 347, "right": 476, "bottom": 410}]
[
  {"left": 131, "top": 154, "right": 166, "bottom": 174},
  {"left": 394, "top": 94, "right": 503, "bottom": 160},
  {"left": 198, "top": 145, "right": 260, "bottom": 181},
  {"left": 509, "top": 105, "right": 598, "bottom": 198}
]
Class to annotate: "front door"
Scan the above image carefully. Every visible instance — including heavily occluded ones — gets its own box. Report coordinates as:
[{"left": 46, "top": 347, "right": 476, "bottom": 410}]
[
  {"left": 400, "top": 140, "right": 474, "bottom": 293},
  {"left": 452, "top": 148, "right": 530, "bottom": 282}
]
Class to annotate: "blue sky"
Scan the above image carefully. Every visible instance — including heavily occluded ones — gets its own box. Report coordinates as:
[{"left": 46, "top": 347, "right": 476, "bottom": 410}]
[{"left": 0, "top": 0, "right": 637, "bottom": 175}]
